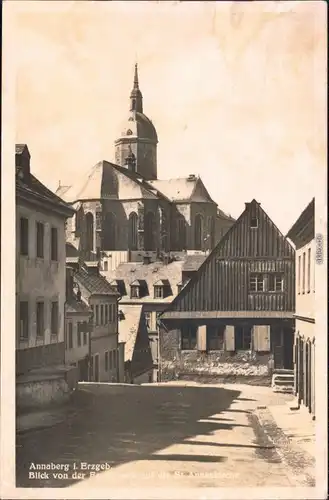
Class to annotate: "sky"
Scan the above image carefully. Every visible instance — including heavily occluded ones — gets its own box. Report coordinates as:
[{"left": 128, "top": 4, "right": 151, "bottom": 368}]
[{"left": 11, "top": 0, "right": 327, "bottom": 234}]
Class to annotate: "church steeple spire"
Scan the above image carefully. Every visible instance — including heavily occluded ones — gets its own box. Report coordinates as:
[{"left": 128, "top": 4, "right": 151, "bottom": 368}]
[{"left": 130, "top": 63, "right": 143, "bottom": 113}]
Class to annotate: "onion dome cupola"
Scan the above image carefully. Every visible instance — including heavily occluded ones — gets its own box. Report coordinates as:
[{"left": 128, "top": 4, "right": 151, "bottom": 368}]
[{"left": 114, "top": 64, "right": 158, "bottom": 180}]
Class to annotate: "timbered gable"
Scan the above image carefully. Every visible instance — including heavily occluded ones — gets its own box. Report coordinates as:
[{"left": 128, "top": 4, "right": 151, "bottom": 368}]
[{"left": 162, "top": 200, "right": 295, "bottom": 315}]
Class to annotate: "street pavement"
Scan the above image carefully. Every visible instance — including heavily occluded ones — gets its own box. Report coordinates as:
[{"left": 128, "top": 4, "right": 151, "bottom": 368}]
[{"left": 16, "top": 382, "right": 314, "bottom": 490}]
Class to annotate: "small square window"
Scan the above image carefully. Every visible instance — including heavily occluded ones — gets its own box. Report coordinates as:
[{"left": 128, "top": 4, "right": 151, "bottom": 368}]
[{"left": 250, "top": 218, "right": 258, "bottom": 229}]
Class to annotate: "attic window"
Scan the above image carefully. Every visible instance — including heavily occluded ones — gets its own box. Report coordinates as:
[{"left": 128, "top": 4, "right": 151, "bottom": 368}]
[
  {"left": 130, "top": 285, "right": 140, "bottom": 298},
  {"left": 154, "top": 286, "right": 164, "bottom": 299},
  {"left": 250, "top": 217, "right": 258, "bottom": 228}
]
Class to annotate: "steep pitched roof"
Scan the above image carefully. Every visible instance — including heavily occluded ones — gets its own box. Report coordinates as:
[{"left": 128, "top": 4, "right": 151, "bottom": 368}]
[
  {"left": 182, "top": 254, "right": 207, "bottom": 272},
  {"left": 75, "top": 266, "right": 119, "bottom": 296},
  {"left": 58, "top": 161, "right": 164, "bottom": 203},
  {"left": 286, "top": 198, "right": 315, "bottom": 246},
  {"left": 66, "top": 297, "right": 91, "bottom": 314},
  {"left": 161, "top": 199, "right": 295, "bottom": 317},
  {"left": 217, "top": 208, "right": 236, "bottom": 222},
  {"left": 118, "top": 304, "right": 143, "bottom": 362},
  {"left": 17, "top": 172, "right": 74, "bottom": 217},
  {"left": 148, "top": 176, "right": 215, "bottom": 203},
  {"left": 103, "top": 259, "right": 185, "bottom": 303}
]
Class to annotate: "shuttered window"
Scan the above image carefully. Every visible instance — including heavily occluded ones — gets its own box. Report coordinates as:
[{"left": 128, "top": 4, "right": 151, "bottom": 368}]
[
  {"left": 197, "top": 325, "right": 207, "bottom": 351},
  {"left": 225, "top": 325, "right": 235, "bottom": 351},
  {"left": 181, "top": 325, "right": 197, "bottom": 350},
  {"left": 235, "top": 325, "right": 252, "bottom": 350},
  {"left": 207, "top": 325, "right": 225, "bottom": 350},
  {"left": 253, "top": 325, "right": 270, "bottom": 352}
]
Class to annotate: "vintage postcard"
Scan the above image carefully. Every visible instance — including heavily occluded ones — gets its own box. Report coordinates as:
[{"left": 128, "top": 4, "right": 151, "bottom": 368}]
[{"left": 1, "top": 1, "right": 327, "bottom": 499}]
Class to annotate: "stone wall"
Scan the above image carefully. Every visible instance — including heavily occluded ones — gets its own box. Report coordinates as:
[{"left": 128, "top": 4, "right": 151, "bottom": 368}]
[
  {"left": 160, "top": 327, "right": 273, "bottom": 385},
  {"left": 16, "top": 342, "right": 65, "bottom": 375}
]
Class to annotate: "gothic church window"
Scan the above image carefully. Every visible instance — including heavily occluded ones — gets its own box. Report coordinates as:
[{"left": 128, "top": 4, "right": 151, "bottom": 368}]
[
  {"left": 176, "top": 215, "right": 186, "bottom": 250},
  {"left": 144, "top": 211, "right": 156, "bottom": 251},
  {"left": 194, "top": 214, "right": 203, "bottom": 250},
  {"left": 104, "top": 212, "right": 116, "bottom": 250},
  {"left": 128, "top": 212, "right": 138, "bottom": 250},
  {"left": 85, "top": 212, "right": 94, "bottom": 253}
]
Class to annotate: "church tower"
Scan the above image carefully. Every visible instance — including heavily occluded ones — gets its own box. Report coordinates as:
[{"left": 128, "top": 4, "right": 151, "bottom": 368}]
[{"left": 114, "top": 64, "right": 158, "bottom": 180}]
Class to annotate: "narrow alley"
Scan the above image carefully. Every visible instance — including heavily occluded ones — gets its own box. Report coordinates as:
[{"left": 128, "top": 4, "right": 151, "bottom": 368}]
[{"left": 16, "top": 382, "right": 315, "bottom": 490}]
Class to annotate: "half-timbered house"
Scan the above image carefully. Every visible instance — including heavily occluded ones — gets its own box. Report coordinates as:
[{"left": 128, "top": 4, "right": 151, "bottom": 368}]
[{"left": 159, "top": 200, "right": 296, "bottom": 385}]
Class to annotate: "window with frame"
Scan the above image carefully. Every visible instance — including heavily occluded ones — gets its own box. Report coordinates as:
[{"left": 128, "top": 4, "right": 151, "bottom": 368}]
[
  {"left": 145, "top": 312, "right": 151, "bottom": 330},
  {"left": 268, "top": 274, "right": 284, "bottom": 292},
  {"left": 104, "top": 304, "right": 108, "bottom": 324},
  {"left": 105, "top": 351, "right": 109, "bottom": 371},
  {"left": 100, "top": 304, "right": 104, "bottom": 325},
  {"left": 68, "top": 322, "right": 73, "bottom": 349},
  {"left": 113, "top": 349, "right": 117, "bottom": 369},
  {"left": 20, "top": 218, "right": 29, "bottom": 256},
  {"left": 19, "top": 301, "right": 29, "bottom": 341},
  {"left": 131, "top": 285, "right": 140, "bottom": 298},
  {"left": 50, "top": 227, "right": 58, "bottom": 261},
  {"left": 249, "top": 273, "right": 265, "bottom": 292},
  {"left": 103, "top": 261, "right": 108, "bottom": 272},
  {"left": 113, "top": 304, "right": 117, "bottom": 324},
  {"left": 154, "top": 286, "right": 163, "bottom": 299},
  {"left": 95, "top": 304, "right": 99, "bottom": 325},
  {"left": 235, "top": 325, "right": 252, "bottom": 350},
  {"left": 109, "top": 351, "right": 113, "bottom": 370},
  {"left": 51, "top": 301, "right": 59, "bottom": 335},
  {"left": 36, "top": 222, "right": 45, "bottom": 258},
  {"left": 181, "top": 325, "right": 197, "bottom": 350},
  {"left": 36, "top": 301, "right": 45, "bottom": 338},
  {"left": 307, "top": 248, "right": 311, "bottom": 293},
  {"left": 207, "top": 325, "right": 225, "bottom": 350},
  {"left": 83, "top": 322, "right": 88, "bottom": 345},
  {"left": 302, "top": 252, "right": 306, "bottom": 293},
  {"left": 77, "top": 322, "right": 82, "bottom": 347},
  {"left": 298, "top": 255, "right": 301, "bottom": 294}
]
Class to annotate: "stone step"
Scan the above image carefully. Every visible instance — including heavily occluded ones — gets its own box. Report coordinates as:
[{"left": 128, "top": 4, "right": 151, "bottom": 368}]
[
  {"left": 273, "top": 369, "right": 294, "bottom": 375},
  {"left": 272, "top": 386, "right": 294, "bottom": 394},
  {"left": 272, "top": 378, "right": 294, "bottom": 385},
  {"left": 272, "top": 374, "right": 294, "bottom": 382}
]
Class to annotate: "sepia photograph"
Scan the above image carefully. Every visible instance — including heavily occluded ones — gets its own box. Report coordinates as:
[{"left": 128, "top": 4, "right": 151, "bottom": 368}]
[{"left": 1, "top": 1, "right": 327, "bottom": 499}]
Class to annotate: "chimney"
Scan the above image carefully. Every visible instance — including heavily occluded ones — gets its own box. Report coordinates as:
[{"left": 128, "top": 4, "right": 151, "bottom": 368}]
[
  {"left": 143, "top": 255, "right": 151, "bottom": 265},
  {"left": 15, "top": 144, "right": 31, "bottom": 181}
]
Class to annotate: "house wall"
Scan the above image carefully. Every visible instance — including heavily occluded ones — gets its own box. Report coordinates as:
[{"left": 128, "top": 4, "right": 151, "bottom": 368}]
[
  {"left": 294, "top": 238, "right": 316, "bottom": 418},
  {"left": 160, "top": 319, "right": 293, "bottom": 385},
  {"left": 16, "top": 201, "right": 67, "bottom": 374},
  {"left": 91, "top": 335, "right": 119, "bottom": 382},
  {"left": 64, "top": 313, "right": 90, "bottom": 367}
]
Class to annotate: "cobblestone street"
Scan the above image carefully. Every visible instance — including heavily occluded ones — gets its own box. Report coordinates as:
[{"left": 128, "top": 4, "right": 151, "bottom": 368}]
[{"left": 16, "top": 383, "right": 314, "bottom": 491}]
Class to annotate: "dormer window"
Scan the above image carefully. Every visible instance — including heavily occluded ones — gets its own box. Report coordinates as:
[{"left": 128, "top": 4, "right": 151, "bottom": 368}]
[
  {"left": 153, "top": 279, "right": 171, "bottom": 299},
  {"left": 154, "top": 286, "right": 164, "bottom": 299},
  {"left": 130, "top": 285, "right": 140, "bottom": 299},
  {"left": 130, "top": 279, "right": 148, "bottom": 299}
]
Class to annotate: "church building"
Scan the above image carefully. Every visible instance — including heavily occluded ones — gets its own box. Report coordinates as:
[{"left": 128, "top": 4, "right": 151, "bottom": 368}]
[{"left": 57, "top": 65, "right": 234, "bottom": 265}]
